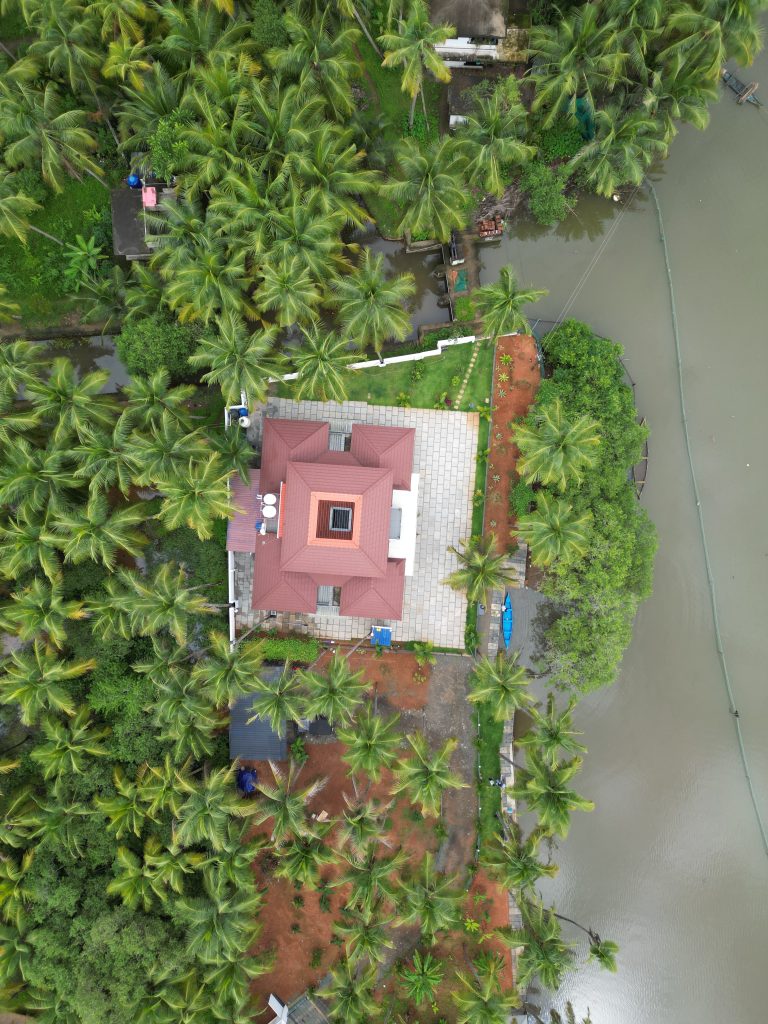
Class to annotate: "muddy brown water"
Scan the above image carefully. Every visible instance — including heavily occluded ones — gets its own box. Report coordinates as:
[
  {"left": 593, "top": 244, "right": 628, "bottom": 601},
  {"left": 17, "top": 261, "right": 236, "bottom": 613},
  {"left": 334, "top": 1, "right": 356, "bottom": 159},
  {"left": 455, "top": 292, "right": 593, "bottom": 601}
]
[{"left": 476, "top": 59, "right": 768, "bottom": 1024}]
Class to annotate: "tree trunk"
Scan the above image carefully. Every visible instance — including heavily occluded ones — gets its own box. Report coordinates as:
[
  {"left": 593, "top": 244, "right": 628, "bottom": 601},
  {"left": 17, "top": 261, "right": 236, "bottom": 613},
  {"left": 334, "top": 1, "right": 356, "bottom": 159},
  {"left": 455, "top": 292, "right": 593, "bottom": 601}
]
[
  {"left": 408, "top": 90, "right": 418, "bottom": 131},
  {"left": 552, "top": 911, "right": 595, "bottom": 940},
  {"left": 420, "top": 84, "right": 428, "bottom": 123},
  {"left": 30, "top": 224, "right": 65, "bottom": 246},
  {"left": 352, "top": 5, "right": 381, "bottom": 56}
]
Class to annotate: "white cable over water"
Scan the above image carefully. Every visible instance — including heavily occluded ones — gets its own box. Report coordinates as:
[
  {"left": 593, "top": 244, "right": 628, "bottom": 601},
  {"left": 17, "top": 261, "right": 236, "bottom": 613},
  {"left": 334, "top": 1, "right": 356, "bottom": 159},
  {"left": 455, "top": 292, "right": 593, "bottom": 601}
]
[{"left": 646, "top": 178, "right": 768, "bottom": 858}]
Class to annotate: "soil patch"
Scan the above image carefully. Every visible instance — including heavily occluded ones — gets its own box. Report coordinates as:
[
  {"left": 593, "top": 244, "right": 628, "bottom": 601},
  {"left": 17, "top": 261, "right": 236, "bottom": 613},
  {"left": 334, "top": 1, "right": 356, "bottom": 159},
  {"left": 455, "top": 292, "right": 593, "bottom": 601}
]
[{"left": 483, "top": 333, "right": 541, "bottom": 556}]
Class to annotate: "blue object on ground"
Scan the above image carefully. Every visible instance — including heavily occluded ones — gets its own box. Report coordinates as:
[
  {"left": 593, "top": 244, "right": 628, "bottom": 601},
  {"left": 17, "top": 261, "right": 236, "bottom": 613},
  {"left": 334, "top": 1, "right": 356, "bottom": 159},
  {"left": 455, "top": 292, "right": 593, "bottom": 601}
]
[
  {"left": 502, "top": 593, "right": 513, "bottom": 648},
  {"left": 127, "top": 173, "right": 142, "bottom": 188},
  {"left": 236, "top": 767, "right": 259, "bottom": 795},
  {"left": 371, "top": 626, "right": 392, "bottom": 647}
]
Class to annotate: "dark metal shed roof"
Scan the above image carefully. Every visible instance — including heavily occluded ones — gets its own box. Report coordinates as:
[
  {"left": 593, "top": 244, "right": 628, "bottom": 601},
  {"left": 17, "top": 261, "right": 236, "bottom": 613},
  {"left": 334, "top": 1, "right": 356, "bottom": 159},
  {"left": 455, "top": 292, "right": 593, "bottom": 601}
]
[
  {"left": 229, "top": 667, "right": 288, "bottom": 761},
  {"left": 110, "top": 188, "right": 151, "bottom": 259}
]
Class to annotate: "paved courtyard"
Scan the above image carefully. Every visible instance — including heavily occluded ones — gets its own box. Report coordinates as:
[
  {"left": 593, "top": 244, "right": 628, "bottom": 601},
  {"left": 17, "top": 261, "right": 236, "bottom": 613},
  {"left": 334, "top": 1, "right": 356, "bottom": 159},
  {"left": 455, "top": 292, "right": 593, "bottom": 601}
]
[{"left": 234, "top": 398, "right": 479, "bottom": 649}]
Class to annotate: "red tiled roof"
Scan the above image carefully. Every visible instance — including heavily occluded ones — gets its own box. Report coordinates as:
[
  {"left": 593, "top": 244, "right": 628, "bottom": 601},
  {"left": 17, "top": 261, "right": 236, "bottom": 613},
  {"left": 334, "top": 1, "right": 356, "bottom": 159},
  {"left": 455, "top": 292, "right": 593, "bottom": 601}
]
[
  {"left": 227, "top": 471, "right": 261, "bottom": 553},
  {"left": 350, "top": 425, "right": 415, "bottom": 490},
  {"left": 340, "top": 559, "right": 406, "bottom": 619},
  {"left": 279, "top": 462, "right": 392, "bottom": 578},
  {"left": 251, "top": 536, "right": 316, "bottom": 613},
  {"left": 259, "top": 419, "right": 329, "bottom": 494}
]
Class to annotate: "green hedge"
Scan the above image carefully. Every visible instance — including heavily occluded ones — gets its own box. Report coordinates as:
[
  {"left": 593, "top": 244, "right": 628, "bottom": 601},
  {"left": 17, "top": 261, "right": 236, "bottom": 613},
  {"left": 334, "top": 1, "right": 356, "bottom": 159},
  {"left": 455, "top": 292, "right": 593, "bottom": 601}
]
[{"left": 254, "top": 633, "right": 321, "bottom": 664}]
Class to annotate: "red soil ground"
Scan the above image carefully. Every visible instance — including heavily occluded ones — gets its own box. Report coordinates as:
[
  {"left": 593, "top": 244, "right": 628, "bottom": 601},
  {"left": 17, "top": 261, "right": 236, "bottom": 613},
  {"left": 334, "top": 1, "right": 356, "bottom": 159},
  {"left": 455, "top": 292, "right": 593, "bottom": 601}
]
[
  {"left": 482, "top": 333, "right": 541, "bottom": 557},
  {"left": 248, "top": 650, "right": 437, "bottom": 1019}
]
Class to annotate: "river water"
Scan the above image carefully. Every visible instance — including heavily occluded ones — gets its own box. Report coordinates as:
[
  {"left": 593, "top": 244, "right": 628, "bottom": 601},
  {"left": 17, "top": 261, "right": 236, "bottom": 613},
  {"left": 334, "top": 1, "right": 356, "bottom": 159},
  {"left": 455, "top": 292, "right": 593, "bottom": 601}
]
[{"left": 474, "top": 58, "right": 768, "bottom": 1024}]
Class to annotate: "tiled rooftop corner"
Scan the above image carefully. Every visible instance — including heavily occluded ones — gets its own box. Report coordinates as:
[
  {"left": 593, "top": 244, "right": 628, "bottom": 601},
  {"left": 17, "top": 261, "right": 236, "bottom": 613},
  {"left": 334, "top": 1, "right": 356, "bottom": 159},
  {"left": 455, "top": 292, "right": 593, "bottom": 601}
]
[{"left": 235, "top": 399, "right": 480, "bottom": 649}]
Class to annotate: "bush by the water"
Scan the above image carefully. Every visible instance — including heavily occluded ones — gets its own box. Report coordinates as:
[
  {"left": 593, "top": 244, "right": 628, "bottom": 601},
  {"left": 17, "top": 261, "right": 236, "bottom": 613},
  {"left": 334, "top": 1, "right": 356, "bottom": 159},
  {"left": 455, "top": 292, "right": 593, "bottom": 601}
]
[
  {"left": 533, "top": 319, "right": 656, "bottom": 691},
  {"left": 536, "top": 121, "right": 585, "bottom": 162},
  {"left": 521, "top": 161, "right": 571, "bottom": 226},
  {"left": 115, "top": 311, "right": 202, "bottom": 381}
]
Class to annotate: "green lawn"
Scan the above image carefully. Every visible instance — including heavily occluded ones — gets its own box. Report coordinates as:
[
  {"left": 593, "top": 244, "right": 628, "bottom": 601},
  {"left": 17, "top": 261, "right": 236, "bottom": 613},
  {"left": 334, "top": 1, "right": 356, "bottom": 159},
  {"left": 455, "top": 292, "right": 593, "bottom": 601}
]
[
  {"left": 279, "top": 342, "right": 493, "bottom": 411},
  {"left": 0, "top": 175, "right": 113, "bottom": 328},
  {"left": 355, "top": 37, "right": 443, "bottom": 238},
  {"left": 477, "top": 703, "right": 504, "bottom": 847}
]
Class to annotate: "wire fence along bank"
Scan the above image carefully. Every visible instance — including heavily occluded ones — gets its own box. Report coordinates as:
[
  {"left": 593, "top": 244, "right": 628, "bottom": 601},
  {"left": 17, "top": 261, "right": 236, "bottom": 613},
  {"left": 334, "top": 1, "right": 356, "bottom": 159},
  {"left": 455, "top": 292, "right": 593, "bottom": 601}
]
[{"left": 647, "top": 179, "right": 768, "bottom": 859}]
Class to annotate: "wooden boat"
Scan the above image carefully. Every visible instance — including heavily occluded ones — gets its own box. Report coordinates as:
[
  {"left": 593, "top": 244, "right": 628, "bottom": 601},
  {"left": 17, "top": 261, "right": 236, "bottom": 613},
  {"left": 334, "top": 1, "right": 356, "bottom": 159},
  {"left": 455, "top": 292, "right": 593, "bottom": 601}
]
[
  {"left": 502, "top": 593, "right": 513, "bottom": 649},
  {"left": 721, "top": 68, "right": 761, "bottom": 106}
]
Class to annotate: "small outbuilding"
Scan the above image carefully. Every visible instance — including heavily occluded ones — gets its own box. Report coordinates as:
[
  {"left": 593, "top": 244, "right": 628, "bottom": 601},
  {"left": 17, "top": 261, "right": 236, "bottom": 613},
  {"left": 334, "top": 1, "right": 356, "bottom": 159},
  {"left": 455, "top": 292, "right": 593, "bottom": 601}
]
[{"left": 229, "top": 667, "right": 288, "bottom": 762}]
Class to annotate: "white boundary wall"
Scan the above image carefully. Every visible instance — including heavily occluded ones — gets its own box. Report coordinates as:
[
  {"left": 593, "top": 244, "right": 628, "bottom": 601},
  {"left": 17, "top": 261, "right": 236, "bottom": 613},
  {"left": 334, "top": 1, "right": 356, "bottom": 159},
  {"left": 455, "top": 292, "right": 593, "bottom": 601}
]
[{"left": 278, "top": 335, "right": 477, "bottom": 382}]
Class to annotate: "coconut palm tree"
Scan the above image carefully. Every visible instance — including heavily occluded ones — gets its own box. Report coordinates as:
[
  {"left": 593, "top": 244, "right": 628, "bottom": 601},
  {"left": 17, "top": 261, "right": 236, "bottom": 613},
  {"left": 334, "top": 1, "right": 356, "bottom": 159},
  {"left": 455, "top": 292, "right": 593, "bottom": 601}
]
[
  {"left": 138, "top": 753, "right": 193, "bottom": 819},
  {"left": 26, "top": 358, "right": 115, "bottom": 443},
  {"left": 202, "top": 950, "right": 275, "bottom": 1013},
  {"left": 335, "top": 901, "right": 394, "bottom": 964},
  {"left": 25, "top": 794, "right": 89, "bottom": 859},
  {"left": 0, "top": 577, "right": 86, "bottom": 650},
  {"left": 0, "top": 339, "right": 44, "bottom": 401},
  {"left": 468, "top": 652, "right": 532, "bottom": 723},
  {"left": 516, "top": 493, "right": 592, "bottom": 567},
  {"left": 337, "top": 793, "right": 394, "bottom": 854},
  {"left": 0, "top": 80, "right": 103, "bottom": 191},
  {"left": 175, "top": 765, "right": 257, "bottom": 850},
  {"left": 0, "top": 640, "right": 94, "bottom": 725},
  {"left": 274, "top": 821, "right": 337, "bottom": 888},
  {"left": 472, "top": 265, "right": 547, "bottom": 343},
  {"left": 270, "top": 11, "right": 359, "bottom": 120},
  {"left": 153, "top": 669, "right": 219, "bottom": 763},
  {"left": 337, "top": 707, "right": 401, "bottom": 781},
  {"left": 641, "top": 53, "right": 717, "bottom": 137},
  {"left": 332, "top": 249, "right": 415, "bottom": 354},
  {"left": 121, "top": 369, "right": 196, "bottom": 430},
  {"left": 0, "top": 507, "right": 61, "bottom": 581},
  {"left": 160, "top": 233, "right": 249, "bottom": 325},
  {"left": 298, "top": 652, "right": 368, "bottom": 727},
  {"left": 50, "top": 493, "right": 148, "bottom": 570},
  {"left": 498, "top": 896, "right": 574, "bottom": 990},
  {"left": 452, "top": 961, "right": 517, "bottom": 1024},
  {"left": 384, "top": 136, "right": 468, "bottom": 242},
  {"left": 445, "top": 534, "right": 515, "bottom": 607},
  {"left": 208, "top": 424, "right": 253, "bottom": 486},
  {"left": 0, "top": 851, "right": 35, "bottom": 928},
  {"left": 102, "top": 37, "right": 152, "bottom": 89},
  {"left": 249, "top": 78, "right": 325, "bottom": 183},
  {"left": 547, "top": 910, "right": 619, "bottom": 972},
  {"left": 256, "top": 189, "right": 351, "bottom": 287},
  {"left": 399, "top": 949, "right": 445, "bottom": 1006},
  {"left": 30, "top": 707, "right": 110, "bottom": 791},
  {"left": 0, "top": 175, "right": 59, "bottom": 246},
  {"left": 127, "top": 415, "right": 209, "bottom": 486},
  {"left": 252, "top": 760, "right": 327, "bottom": 845},
  {"left": 248, "top": 661, "right": 306, "bottom": 739},
  {"left": 107, "top": 846, "right": 157, "bottom": 912},
  {"left": 398, "top": 852, "right": 462, "bottom": 943},
  {"left": 391, "top": 732, "right": 466, "bottom": 818},
  {"left": 0, "top": 922, "right": 33, "bottom": 984},
  {"left": 457, "top": 76, "right": 535, "bottom": 198},
  {"left": 92, "top": 563, "right": 217, "bottom": 646},
  {"left": 143, "top": 837, "right": 203, "bottom": 899},
  {"left": 482, "top": 821, "right": 558, "bottom": 893},
  {"left": 325, "top": 959, "right": 380, "bottom": 1023},
  {"left": 513, "top": 399, "right": 601, "bottom": 492},
  {"left": 568, "top": 104, "right": 668, "bottom": 196},
  {"left": 529, "top": 5, "right": 630, "bottom": 126},
  {"left": 510, "top": 749, "right": 594, "bottom": 838},
  {"left": 293, "top": 322, "right": 356, "bottom": 402},
  {"left": 177, "top": 869, "right": 262, "bottom": 963},
  {"left": 257, "top": 255, "right": 322, "bottom": 327},
  {"left": 0, "top": 438, "right": 83, "bottom": 518},
  {"left": 190, "top": 630, "right": 264, "bottom": 709},
  {"left": 95, "top": 768, "right": 156, "bottom": 840},
  {"left": 73, "top": 418, "right": 138, "bottom": 496},
  {"left": 335, "top": 845, "right": 407, "bottom": 915},
  {"left": 379, "top": 0, "right": 452, "bottom": 129},
  {"left": 287, "top": 124, "right": 380, "bottom": 228},
  {"left": 155, "top": 452, "right": 233, "bottom": 540},
  {"left": 188, "top": 310, "right": 282, "bottom": 405},
  {"left": 518, "top": 694, "right": 586, "bottom": 767}
]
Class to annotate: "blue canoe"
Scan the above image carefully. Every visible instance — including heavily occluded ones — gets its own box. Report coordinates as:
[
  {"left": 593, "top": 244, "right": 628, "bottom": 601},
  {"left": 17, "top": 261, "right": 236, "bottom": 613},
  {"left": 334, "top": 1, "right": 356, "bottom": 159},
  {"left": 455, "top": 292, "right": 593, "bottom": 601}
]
[{"left": 501, "top": 593, "right": 513, "bottom": 648}]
